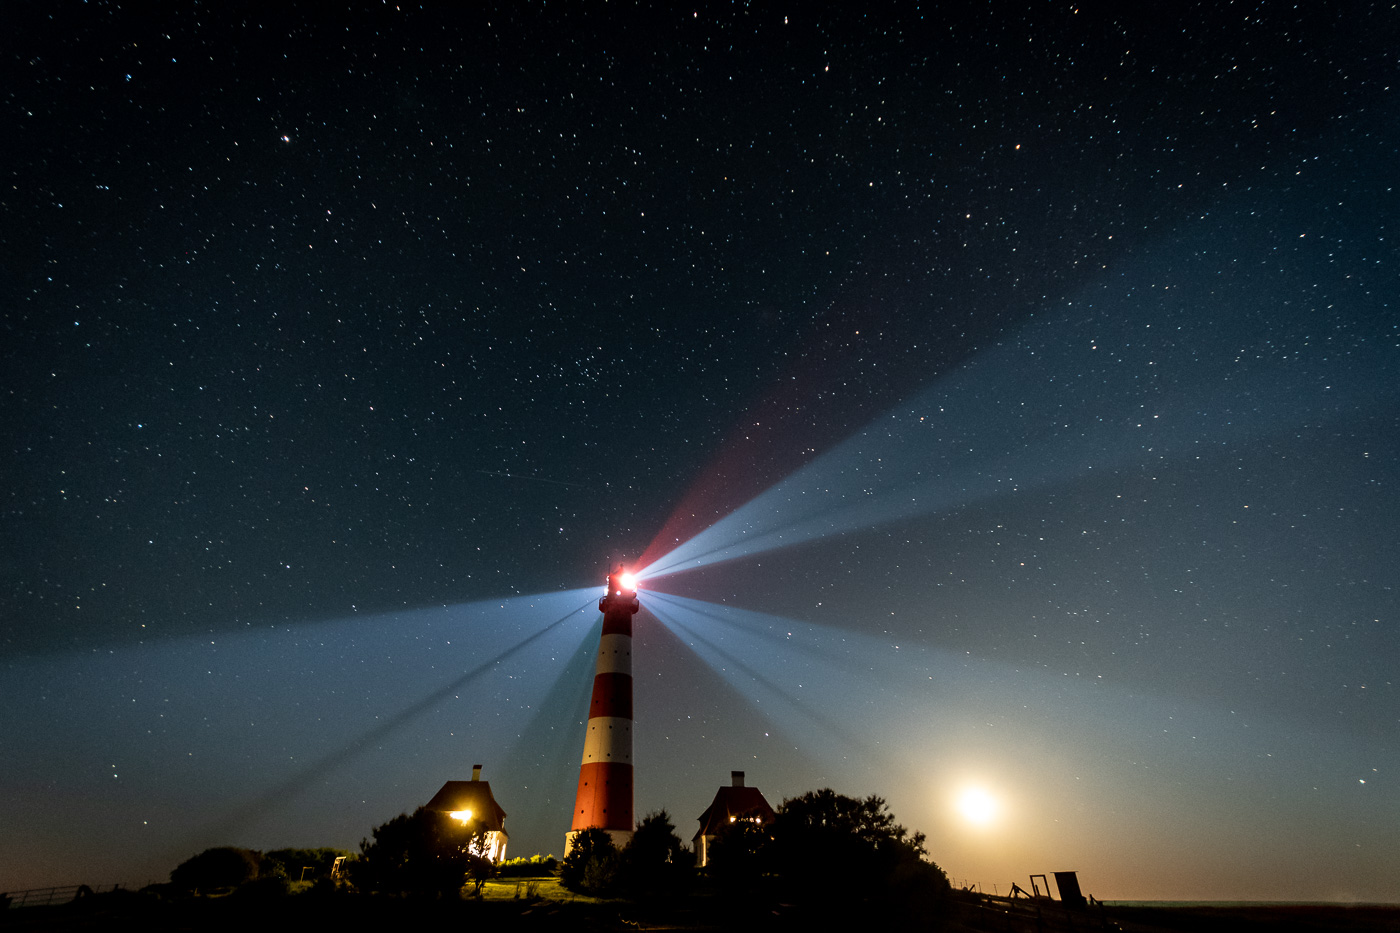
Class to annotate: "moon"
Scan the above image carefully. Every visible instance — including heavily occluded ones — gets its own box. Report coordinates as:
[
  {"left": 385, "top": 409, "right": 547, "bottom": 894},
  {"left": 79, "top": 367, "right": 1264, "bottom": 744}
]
[{"left": 957, "top": 787, "right": 999, "bottom": 826}]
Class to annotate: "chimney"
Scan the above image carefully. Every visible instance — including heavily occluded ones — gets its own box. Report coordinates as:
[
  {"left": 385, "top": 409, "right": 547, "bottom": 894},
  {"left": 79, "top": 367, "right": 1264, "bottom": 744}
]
[
  {"left": 732, "top": 770, "right": 745, "bottom": 787},
  {"left": 472, "top": 764, "right": 483, "bottom": 782}
]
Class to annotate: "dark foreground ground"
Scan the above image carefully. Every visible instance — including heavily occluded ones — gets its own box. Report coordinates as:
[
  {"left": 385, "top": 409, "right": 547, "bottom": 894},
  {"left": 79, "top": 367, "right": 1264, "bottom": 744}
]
[
  {"left": 1092, "top": 903, "right": 1400, "bottom": 933},
  {"left": 4, "top": 887, "right": 1398, "bottom": 932}
]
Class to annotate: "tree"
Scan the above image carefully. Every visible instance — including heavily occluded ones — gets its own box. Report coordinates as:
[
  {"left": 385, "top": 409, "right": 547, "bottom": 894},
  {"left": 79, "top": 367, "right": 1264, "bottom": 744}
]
[
  {"left": 466, "top": 851, "right": 494, "bottom": 896},
  {"left": 768, "top": 789, "right": 949, "bottom": 916},
  {"left": 170, "top": 847, "right": 261, "bottom": 893},
  {"left": 706, "top": 814, "right": 771, "bottom": 894},
  {"left": 352, "top": 807, "right": 488, "bottom": 898},
  {"left": 560, "top": 827, "right": 619, "bottom": 895},
  {"left": 622, "top": 810, "right": 694, "bottom": 897},
  {"left": 262, "top": 847, "right": 354, "bottom": 882}
]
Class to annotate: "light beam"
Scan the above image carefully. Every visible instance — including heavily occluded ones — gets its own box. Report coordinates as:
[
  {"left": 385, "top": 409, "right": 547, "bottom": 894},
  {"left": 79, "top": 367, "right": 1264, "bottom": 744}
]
[{"left": 640, "top": 288, "right": 1396, "bottom": 582}]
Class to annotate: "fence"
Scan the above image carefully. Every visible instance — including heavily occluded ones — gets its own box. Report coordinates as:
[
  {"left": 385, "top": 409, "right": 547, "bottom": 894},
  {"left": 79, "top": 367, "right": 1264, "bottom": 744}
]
[
  {"left": 954, "top": 893, "right": 1120, "bottom": 933},
  {"left": 4, "top": 882, "right": 156, "bottom": 909}
]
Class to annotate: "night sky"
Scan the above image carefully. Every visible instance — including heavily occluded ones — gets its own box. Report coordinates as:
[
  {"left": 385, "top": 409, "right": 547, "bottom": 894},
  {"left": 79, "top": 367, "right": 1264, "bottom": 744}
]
[{"left": 3, "top": 2, "right": 1397, "bottom": 902}]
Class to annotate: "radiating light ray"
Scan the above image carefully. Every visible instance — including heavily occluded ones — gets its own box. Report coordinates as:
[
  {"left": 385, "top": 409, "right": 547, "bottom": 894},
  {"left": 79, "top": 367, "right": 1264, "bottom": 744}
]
[
  {"left": 2, "top": 588, "right": 602, "bottom": 872},
  {"left": 495, "top": 618, "right": 603, "bottom": 850},
  {"left": 646, "top": 592, "right": 883, "bottom": 765},
  {"left": 640, "top": 297, "right": 1398, "bottom": 581},
  {"left": 639, "top": 591, "right": 1394, "bottom": 847},
  {"left": 184, "top": 590, "right": 599, "bottom": 847},
  {"left": 641, "top": 590, "right": 1010, "bottom": 792}
]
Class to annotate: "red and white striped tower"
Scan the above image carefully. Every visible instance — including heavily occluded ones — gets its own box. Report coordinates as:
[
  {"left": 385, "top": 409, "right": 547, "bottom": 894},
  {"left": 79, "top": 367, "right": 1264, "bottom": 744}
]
[{"left": 565, "top": 567, "right": 639, "bottom": 854}]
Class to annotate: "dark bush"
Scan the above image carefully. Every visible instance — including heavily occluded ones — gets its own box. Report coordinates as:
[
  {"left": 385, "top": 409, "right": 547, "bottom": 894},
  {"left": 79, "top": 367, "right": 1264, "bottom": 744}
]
[
  {"left": 560, "top": 827, "right": 619, "bottom": 895},
  {"left": 307, "top": 875, "right": 341, "bottom": 898},
  {"left": 622, "top": 810, "right": 694, "bottom": 898},
  {"left": 706, "top": 814, "right": 771, "bottom": 894},
  {"left": 768, "top": 789, "right": 950, "bottom": 919},
  {"left": 352, "top": 807, "right": 487, "bottom": 898},
  {"left": 496, "top": 854, "right": 559, "bottom": 877},
  {"left": 262, "top": 846, "right": 353, "bottom": 882},
  {"left": 170, "top": 847, "right": 261, "bottom": 892},
  {"left": 229, "top": 874, "right": 291, "bottom": 901},
  {"left": 581, "top": 848, "right": 620, "bottom": 895}
]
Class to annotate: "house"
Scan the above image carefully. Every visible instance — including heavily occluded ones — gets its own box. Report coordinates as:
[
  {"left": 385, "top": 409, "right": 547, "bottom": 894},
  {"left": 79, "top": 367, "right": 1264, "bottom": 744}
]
[
  {"left": 425, "top": 764, "right": 509, "bottom": 862},
  {"left": 692, "top": 771, "right": 776, "bottom": 868}
]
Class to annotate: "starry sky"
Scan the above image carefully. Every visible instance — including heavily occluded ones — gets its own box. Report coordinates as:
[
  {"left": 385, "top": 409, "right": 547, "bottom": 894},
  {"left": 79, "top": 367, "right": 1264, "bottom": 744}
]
[{"left": 2, "top": 1, "right": 1397, "bottom": 902}]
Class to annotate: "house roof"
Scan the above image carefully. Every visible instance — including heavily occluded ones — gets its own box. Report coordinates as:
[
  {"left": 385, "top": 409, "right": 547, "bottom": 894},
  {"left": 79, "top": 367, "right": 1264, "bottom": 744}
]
[
  {"left": 425, "top": 780, "right": 508, "bottom": 831},
  {"left": 693, "top": 785, "right": 776, "bottom": 840}
]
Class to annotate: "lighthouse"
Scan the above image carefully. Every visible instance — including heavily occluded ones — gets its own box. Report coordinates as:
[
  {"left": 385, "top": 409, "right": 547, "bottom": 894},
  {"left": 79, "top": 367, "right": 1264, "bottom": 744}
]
[{"left": 565, "top": 567, "right": 639, "bottom": 854}]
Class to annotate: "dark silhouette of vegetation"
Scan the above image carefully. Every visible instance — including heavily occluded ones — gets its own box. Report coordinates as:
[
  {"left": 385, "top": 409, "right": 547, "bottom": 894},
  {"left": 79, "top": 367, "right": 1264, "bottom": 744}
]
[
  {"left": 561, "top": 813, "right": 694, "bottom": 898},
  {"left": 704, "top": 788, "right": 950, "bottom": 924},
  {"left": 705, "top": 812, "right": 771, "bottom": 895},
  {"left": 170, "top": 846, "right": 261, "bottom": 892},
  {"left": 28, "top": 871, "right": 1400, "bottom": 933},
  {"left": 496, "top": 853, "right": 559, "bottom": 877},
  {"left": 559, "top": 827, "right": 619, "bottom": 895},
  {"left": 351, "top": 807, "right": 491, "bottom": 898},
  {"left": 467, "top": 851, "right": 493, "bottom": 896},
  {"left": 156, "top": 787, "right": 942, "bottom": 928},
  {"left": 771, "top": 788, "right": 931, "bottom": 889},
  {"left": 262, "top": 846, "right": 353, "bottom": 881},
  {"left": 229, "top": 873, "right": 293, "bottom": 901},
  {"left": 621, "top": 810, "right": 694, "bottom": 898},
  {"left": 169, "top": 845, "right": 354, "bottom": 898}
]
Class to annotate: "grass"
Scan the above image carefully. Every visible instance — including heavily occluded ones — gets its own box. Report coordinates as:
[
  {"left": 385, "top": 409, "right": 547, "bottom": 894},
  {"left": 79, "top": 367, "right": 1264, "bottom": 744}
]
[{"left": 475, "top": 875, "right": 580, "bottom": 903}]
